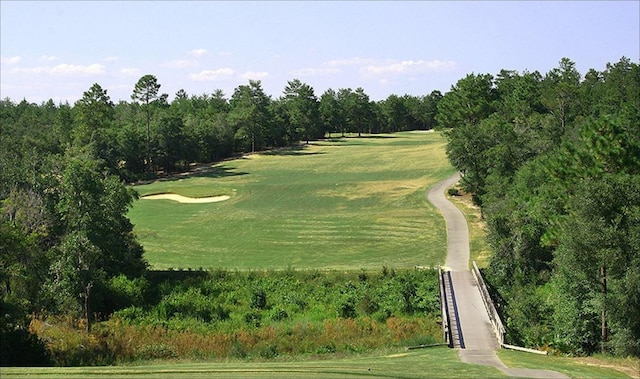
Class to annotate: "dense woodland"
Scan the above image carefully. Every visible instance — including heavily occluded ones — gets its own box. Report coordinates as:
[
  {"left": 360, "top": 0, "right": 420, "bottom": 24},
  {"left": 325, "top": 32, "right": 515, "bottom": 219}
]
[
  {"left": 440, "top": 57, "right": 640, "bottom": 357},
  {"left": 1, "top": 56, "right": 638, "bottom": 365}
]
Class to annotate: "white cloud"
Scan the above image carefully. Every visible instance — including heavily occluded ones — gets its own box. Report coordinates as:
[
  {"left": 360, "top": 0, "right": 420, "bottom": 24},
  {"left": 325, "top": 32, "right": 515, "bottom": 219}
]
[
  {"left": 1, "top": 56, "right": 22, "bottom": 65},
  {"left": 119, "top": 67, "right": 141, "bottom": 76},
  {"left": 162, "top": 59, "right": 198, "bottom": 69},
  {"left": 290, "top": 67, "right": 341, "bottom": 76},
  {"left": 12, "top": 63, "right": 106, "bottom": 75},
  {"left": 327, "top": 57, "right": 375, "bottom": 67},
  {"left": 189, "top": 68, "right": 235, "bottom": 81},
  {"left": 39, "top": 55, "right": 58, "bottom": 62},
  {"left": 188, "top": 48, "right": 208, "bottom": 57},
  {"left": 51, "top": 63, "right": 106, "bottom": 75},
  {"left": 362, "top": 60, "right": 456, "bottom": 75},
  {"left": 239, "top": 71, "right": 269, "bottom": 80}
]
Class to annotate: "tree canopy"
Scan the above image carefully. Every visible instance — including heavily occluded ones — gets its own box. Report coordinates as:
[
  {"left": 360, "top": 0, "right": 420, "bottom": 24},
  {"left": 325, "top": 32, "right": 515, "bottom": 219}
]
[{"left": 442, "top": 57, "right": 640, "bottom": 356}]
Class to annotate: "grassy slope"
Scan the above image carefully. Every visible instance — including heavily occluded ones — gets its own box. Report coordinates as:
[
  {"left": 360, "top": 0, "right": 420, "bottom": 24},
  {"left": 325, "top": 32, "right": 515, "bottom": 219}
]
[
  {"left": 448, "top": 189, "right": 491, "bottom": 268},
  {"left": 128, "top": 132, "right": 455, "bottom": 270}
]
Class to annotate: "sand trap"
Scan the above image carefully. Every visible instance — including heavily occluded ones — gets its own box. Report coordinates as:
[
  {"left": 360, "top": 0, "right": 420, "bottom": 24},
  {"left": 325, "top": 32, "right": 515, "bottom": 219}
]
[{"left": 141, "top": 193, "right": 230, "bottom": 203}]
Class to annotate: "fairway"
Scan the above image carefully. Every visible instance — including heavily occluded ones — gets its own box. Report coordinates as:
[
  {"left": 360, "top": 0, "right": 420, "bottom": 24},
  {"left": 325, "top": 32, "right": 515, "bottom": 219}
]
[{"left": 128, "top": 131, "right": 455, "bottom": 270}]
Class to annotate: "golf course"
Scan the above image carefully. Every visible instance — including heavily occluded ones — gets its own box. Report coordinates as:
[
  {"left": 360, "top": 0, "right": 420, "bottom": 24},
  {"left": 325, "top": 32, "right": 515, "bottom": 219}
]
[
  {"left": 2, "top": 131, "right": 635, "bottom": 378},
  {"left": 129, "top": 131, "right": 455, "bottom": 270}
]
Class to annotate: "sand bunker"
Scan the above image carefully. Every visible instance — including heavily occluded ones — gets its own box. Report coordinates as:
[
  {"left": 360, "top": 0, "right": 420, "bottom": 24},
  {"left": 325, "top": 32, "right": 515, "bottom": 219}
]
[{"left": 141, "top": 193, "right": 230, "bottom": 203}]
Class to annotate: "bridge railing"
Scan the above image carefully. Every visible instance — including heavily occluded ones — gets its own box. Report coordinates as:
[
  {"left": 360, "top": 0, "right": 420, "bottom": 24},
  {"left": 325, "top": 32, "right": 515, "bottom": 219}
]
[
  {"left": 471, "top": 261, "right": 505, "bottom": 346},
  {"left": 438, "top": 265, "right": 453, "bottom": 348}
]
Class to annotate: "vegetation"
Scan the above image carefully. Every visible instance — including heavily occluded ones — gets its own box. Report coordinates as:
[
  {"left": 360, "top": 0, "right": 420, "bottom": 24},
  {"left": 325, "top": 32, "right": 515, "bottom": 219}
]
[
  {"left": 441, "top": 56, "right": 640, "bottom": 357},
  {"left": 0, "top": 73, "right": 444, "bottom": 366},
  {"left": 25, "top": 269, "right": 441, "bottom": 365},
  {"left": 2, "top": 55, "right": 637, "bottom": 371}
]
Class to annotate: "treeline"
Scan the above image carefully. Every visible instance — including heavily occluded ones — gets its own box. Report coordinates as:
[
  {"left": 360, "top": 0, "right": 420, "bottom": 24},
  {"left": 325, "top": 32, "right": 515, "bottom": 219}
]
[
  {"left": 440, "top": 57, "right": 640, "bottom": 356},
  {"left": 2, "top": 77, "right": 442, "bottom": 183}
]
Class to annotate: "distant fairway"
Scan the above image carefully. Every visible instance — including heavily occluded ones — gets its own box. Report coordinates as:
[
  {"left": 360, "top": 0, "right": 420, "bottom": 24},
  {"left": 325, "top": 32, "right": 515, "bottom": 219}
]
[{"left": 128, "top": 131, "right": 455, "bottom": 270}]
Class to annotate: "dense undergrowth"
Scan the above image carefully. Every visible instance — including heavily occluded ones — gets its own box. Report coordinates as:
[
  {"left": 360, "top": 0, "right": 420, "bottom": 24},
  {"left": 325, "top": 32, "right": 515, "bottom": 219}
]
[{"left": 28, "top": 268, "right": 441, "bottom": 366}]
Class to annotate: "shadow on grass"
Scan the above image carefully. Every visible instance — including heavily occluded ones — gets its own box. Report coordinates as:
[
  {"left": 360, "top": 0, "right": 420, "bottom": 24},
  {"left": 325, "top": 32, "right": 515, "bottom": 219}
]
[
  {"left": 356, "top": 135, "right": 397, "bottom": 139},
  {"left": 262, "top": 145, "right": 325, "bottom": 156},
  {"left": 154, "top": 165, "right": 248, "bottom": 183}
]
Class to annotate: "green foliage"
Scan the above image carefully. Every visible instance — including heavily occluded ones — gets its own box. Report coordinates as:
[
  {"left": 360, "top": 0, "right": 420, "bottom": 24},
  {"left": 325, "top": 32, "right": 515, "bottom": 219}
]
[
  {"left": 24, "top": 268, "right": 440, "bottom": 365},
  {"left": 443, "top": 56, "right": 640, "bottom": 357}
]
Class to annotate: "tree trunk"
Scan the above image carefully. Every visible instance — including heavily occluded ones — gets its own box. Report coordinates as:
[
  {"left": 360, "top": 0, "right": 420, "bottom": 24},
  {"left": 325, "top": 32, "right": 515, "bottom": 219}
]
[
  {"left": 84, "top": 282, "right": 93, "bottom": 333},
  {"left": 600, "top": 264, "right": 607, "bottom": 353},
  {"left": 146, "top": 109, "right": 151, "bottom": 172}
]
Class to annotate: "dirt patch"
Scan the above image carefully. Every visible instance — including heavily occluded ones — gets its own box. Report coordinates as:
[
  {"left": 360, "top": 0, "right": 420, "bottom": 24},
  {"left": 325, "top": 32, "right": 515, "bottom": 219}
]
[{"left": 142, "top": 193, "right": 230, "bottom": 203}]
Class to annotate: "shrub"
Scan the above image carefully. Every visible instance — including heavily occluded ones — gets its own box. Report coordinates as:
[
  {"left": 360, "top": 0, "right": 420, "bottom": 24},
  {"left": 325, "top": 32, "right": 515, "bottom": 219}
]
[
  {"left": 136, "top": 344, "right": 177, "bottom": 360},
  {"left": 250, "top": 287, "right": 267, "bottom": 310},
  {"left": 447, "top": 187, "right": 460, "bottom": 196}
]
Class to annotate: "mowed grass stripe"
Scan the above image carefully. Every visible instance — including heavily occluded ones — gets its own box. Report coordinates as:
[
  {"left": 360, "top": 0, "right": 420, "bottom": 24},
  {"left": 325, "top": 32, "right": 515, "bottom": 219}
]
[{"left": 128, "top": 131, "right": 454, "bottom": 270}]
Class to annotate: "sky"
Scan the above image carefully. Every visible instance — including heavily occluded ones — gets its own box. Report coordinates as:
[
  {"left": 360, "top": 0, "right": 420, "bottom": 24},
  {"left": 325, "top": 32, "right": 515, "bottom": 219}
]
[{"left": 1, "top": 1, "right": 639, "bottom": 103}]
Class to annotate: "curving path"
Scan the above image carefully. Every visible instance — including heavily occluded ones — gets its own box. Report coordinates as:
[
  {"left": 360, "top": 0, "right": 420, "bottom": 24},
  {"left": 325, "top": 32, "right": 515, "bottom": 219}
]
[{"left": 427, "top": 173, "right": 568, "bottom": 379}]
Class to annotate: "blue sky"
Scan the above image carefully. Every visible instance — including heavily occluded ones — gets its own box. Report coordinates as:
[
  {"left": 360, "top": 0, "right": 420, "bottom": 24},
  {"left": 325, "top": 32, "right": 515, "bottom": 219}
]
[{"left": 1, "top": 1, "right": 638, "bottom": 103}]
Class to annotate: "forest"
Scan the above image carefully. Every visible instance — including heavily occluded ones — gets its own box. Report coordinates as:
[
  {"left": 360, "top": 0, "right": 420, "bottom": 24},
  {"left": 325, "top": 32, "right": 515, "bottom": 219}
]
[
  {"left": 1, "top": 56, "right": 638, "bottom": 365},
  {"left": 440, "top": 57, "right": 639, "bottom": 357}
]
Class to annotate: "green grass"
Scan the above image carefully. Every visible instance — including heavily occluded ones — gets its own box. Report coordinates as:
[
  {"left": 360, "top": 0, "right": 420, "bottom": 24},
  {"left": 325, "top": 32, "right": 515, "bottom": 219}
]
[
  {"left": 447, "top": 189, "right": 491, "bottom": 268},
  {"left": 0, "top": 347, "right": 505, "bottom": 378},
  {"left": 497, "top": 350, "right": 637, "bottom": 378},
  {"left": 128, "top": 131, "right": 455, "bottom": 270},
  {"left": 3, "top": 348, "right": 633, "bottom": 378}
]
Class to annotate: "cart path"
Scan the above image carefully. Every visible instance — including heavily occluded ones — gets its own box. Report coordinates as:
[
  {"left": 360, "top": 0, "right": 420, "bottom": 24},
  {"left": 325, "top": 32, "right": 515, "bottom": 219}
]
[{"left": 427, "top": 173, "right": 568, "bottom": 378}]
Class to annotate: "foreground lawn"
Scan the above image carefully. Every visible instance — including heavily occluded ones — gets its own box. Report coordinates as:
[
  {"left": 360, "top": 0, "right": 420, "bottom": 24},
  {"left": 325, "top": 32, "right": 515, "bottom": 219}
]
[
  {"left": 0, "top": 347, "right": 505, "bottom": 379},
  {"left": 497, "top": 350, "right": 637, "bottom": 378},
  {"left": 129, "top": 131, "right": 455, "bottom": 270},
  {"left": 3, "top": 347, "right": 632, "bottom": 378}
]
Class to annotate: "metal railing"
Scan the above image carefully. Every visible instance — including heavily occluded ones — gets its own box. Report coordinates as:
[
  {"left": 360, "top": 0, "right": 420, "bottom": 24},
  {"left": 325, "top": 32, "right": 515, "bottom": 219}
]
[
  {"left": 438, "top": 265, "right": 453, "bottom": 347},
  {"left": 471, "top": 261, "right": 505, "bottom": 346}
]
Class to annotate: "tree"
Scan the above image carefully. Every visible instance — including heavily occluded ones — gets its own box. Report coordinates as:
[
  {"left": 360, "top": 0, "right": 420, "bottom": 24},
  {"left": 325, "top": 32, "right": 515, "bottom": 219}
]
[
  {"left": 73, "top": 83, "right": 114, "bottom": 146},
  {"left": 281, "top": 79, "right": 321, "bottom": 143},
  {"left": 131, "top": 74, "right": 161, "bottom": 171},
  {"left": 319, "top": 89, "right": 343, "bottom": 137},
  {"left": 436, "top": 73, "right": 496, "bottom": 129},
  {"left": 541, "top": 58, "right": 581, "bottom": 142},
  {"left": 553, "top": 174, "right": 640, "bottom": 355},
  {"left": 381, "top": 94, "right": 408, "bottom": 133},
  {"left": 154, "top": 110, "right": 185, "bottom": 173},
  {"left": 228, "top": 80, "right": 271, "bottom": 152},
  {"left": 338, "top": 88, "right": 372, "bottom": 136},
  {"left": 49, "top": 154, "right": 146, "bottom": 330}
]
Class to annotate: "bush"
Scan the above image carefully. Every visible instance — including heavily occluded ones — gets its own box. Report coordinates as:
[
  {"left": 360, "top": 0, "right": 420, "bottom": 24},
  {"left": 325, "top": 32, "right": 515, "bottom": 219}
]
[
  {"left": 447, "top": 187, "right": 460, "bottom": 196},
  {"left": 250, "top": 287, "right": 267, "bottom": 310},
  {"left": 136, "top": 344, "right": 177, "bottom": 360}
]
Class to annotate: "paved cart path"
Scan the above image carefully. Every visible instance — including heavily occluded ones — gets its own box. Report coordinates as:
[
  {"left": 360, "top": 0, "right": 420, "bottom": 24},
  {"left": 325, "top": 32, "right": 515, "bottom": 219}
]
[{"left": 427, "top": 173, "right": 567, "bottom": 378}]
